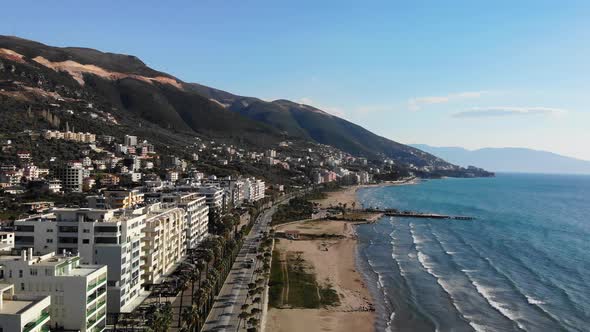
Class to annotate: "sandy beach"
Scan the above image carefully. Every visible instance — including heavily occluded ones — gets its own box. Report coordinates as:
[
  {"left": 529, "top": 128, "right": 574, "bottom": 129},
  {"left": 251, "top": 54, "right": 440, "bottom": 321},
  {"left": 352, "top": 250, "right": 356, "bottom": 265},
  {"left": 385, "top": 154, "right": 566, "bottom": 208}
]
[
  {"left": 266, "top": 182, "right": 418, "bottom": 332},
  {"left": 266, "top": 219, "right": 374, "bottom": 332},
  {"left": 310, "top": 184, "right": 375, "bottom": 209},
  {"left": 311, "top": 180, "right": 417, "bottom": 210}
]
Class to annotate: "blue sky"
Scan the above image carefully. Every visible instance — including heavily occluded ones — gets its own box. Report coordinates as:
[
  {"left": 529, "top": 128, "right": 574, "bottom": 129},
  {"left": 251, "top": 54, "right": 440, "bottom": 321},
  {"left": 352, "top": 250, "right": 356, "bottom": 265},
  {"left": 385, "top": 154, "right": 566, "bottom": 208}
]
[{"left": 3, "top": 1, "right": 590, "bottom": 159}]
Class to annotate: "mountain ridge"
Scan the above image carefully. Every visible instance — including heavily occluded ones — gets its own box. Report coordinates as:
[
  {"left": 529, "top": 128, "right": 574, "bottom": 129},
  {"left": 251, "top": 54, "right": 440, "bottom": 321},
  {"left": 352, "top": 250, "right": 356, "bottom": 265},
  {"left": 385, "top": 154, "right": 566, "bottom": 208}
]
[
  {"left": 412, "top": 144, "right": 590, "bottom": 174},
  {"left": 0, "top": 35, "right": 491, "bottom": 176}
]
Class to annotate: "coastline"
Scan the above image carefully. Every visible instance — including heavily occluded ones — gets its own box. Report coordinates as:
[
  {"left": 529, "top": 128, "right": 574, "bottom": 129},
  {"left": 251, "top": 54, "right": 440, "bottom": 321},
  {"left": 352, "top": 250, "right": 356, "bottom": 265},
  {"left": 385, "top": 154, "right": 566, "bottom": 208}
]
[
  {"left": 266, "top": 182, "right": 414, "bottom": 332},
  {"left": 266, "top": 219, "right": 375, "bottom": 332}
]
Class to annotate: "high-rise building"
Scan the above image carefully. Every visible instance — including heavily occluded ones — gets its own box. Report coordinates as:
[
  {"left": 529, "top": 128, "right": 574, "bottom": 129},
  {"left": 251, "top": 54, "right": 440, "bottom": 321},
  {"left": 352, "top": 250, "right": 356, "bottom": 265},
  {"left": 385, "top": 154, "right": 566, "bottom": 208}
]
[
  {"left": 0, "top": 250, "right": 108, "bottom": 332},
  {"left": 141, "top": 204, "right": 186, "bottom": 286},
  {"left": 161, "top": 193, "right": 209, "bottom": 249},
  {"left": 14, "top": 208, "right": 145, "bottom": 313}
]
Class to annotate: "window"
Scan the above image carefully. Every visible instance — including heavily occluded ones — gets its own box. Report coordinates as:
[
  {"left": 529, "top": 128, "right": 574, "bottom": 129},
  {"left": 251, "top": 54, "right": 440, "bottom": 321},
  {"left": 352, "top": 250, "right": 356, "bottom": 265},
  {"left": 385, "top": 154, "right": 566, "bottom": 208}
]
[
  {"left": 20, "top": 282, "right": 24, "bottom": 291},
  {"left": 46, "top": 239, "right": 53, "bottom": 243},
  {"left": 19, "top": 270, "right": 23, "bottom": 278},
  {"left": 47, "top": 229, "right": 54, "bottom": 232},
  {"left": 30, "top": 268, "right": 38, "bottom": 276},
  {"left": 58, "top": 237, "right": 78, "bottom": 244},
  {"left": 58, "top": 226, "right": 78, "bottom": 233},
  {"left": 15, "top": 225, "right": 34, "bottom": 232},
  {"left": 83, "top": 229, "right": 90, "bottom": 233},
  {"left": 83, "top": 239, "right": 90, "bottom": 244}
]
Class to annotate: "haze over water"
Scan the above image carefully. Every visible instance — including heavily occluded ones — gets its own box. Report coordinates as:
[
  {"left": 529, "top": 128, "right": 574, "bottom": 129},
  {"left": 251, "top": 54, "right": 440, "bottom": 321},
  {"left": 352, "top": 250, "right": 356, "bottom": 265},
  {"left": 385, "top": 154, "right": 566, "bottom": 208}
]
[{"left": 356, "top": 173, "right": 590, "bottom": 332}]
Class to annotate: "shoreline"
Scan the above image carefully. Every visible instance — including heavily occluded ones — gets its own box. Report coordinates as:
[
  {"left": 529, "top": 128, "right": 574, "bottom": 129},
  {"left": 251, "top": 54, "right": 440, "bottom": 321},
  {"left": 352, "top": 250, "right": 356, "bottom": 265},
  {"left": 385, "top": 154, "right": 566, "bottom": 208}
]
[
  {"left": 266, "top": 182, "right": 413, "bottom": 332},
  {"left": 312, "top": 179, "right": 419, "bottom": 210},
  {"left": 267, "top": 219, "right": 375, "bottom": 332}
]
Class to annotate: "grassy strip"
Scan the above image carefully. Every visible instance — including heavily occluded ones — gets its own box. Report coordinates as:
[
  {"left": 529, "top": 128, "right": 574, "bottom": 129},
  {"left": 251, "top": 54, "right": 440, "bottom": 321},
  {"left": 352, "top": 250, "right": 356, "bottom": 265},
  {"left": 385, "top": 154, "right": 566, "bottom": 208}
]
[
  {"left": 285, "top": 252, "right": 319, "bottom": 308},
  {"left": 268, "top": 248, "right": 284, "bottom": 308},
  {"left": 268, "top": 248, "right": 340, "bottom": 309}
]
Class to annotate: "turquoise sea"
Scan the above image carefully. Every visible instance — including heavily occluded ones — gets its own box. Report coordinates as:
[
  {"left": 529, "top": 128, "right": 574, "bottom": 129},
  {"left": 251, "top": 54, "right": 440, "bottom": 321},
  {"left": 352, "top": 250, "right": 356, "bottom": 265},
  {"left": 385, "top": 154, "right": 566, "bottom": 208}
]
[{"left": 356, "top": 173, "right": 590, "bottom": 332}]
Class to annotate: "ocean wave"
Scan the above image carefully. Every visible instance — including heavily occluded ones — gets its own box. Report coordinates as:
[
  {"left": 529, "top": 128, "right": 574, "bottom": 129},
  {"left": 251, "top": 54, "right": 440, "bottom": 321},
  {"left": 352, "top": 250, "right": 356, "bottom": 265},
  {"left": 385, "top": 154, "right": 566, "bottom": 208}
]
[
  {"left": 525, "top": 295, "right": 546, "bottom": 305},
  {"left": 468, "top": 278, "right": 527, "bottom": 331},
  {"left": 385, "top": 311, "right": 395, "bottom": 332}
]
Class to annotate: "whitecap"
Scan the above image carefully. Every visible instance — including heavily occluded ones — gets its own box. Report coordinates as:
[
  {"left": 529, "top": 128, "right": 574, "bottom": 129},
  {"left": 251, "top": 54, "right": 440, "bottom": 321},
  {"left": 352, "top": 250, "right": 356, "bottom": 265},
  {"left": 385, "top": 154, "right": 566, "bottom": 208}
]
[
  {"left": 525, "top": 295, "right": 546, "bottom": 305},
  {"left": 469, "top": 279, "right": 527, "bottom": 331}
]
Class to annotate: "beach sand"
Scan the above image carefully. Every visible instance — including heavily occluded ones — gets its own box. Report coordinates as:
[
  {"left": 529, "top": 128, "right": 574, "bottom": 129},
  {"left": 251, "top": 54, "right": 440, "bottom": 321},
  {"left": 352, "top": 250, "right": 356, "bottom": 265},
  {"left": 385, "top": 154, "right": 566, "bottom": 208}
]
[
  {"left": 310, "top": 185, "right": 365, "bottom": 209},
  {"left": 310, "top": 182, "right": 412, "bottom": 210},
  {"left": 266, "top": 218, "right": 375, "bottom": 332}
]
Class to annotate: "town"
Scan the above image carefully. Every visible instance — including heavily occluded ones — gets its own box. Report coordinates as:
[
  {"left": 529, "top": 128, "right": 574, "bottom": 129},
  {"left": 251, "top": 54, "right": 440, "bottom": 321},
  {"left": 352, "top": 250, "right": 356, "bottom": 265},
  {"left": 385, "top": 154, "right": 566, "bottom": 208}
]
[{"left": 0, "top": 126, "right": 399, "bottom": 332}]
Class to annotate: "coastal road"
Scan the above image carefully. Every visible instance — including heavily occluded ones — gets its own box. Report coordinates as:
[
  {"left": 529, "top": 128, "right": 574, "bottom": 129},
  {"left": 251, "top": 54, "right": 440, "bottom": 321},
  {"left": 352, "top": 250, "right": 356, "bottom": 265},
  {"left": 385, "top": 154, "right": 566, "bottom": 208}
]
[{"left": 202, "top": 203, "right": 280, "bottom": 332}]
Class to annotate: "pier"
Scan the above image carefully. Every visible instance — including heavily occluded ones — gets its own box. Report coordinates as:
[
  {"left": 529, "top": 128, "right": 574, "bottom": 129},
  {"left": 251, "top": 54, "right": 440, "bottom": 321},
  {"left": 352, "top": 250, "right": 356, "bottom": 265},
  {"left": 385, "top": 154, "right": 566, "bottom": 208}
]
[{"left": 359, "top": 209, "right": 476, "bottom": 220}]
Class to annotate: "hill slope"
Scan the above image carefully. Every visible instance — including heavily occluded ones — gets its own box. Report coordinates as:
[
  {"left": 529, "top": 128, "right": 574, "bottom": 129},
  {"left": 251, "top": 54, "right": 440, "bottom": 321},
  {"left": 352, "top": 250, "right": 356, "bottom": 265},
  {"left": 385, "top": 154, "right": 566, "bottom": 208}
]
[
  {"left": 188, "top": 85, "right": 451, "bottom": 168},
  {"left": 413, "top": 144, "right": 590, "bottom": 174},
  {"left": 0, "top": 35, "right": 281, "bottom": 148},
  {"left": 0, "top": 35, "right": 485, "bottom": 174}
]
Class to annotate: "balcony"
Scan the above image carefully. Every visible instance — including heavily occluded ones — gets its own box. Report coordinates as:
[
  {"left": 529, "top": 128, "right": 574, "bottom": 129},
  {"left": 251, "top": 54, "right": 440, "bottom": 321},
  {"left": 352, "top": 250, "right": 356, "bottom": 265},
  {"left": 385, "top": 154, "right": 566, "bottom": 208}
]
[
  {"left": 87, "top": 310, "right": 107, "bottom": 329},
  {"left": 87, "top": 275, "right": 107, "bottom": 291},
  {"left": 23, "top": 311, "right": 50, "bottom": 332},
  {"left": 87, "top": 290, "right": 105, "bottom": 305}
]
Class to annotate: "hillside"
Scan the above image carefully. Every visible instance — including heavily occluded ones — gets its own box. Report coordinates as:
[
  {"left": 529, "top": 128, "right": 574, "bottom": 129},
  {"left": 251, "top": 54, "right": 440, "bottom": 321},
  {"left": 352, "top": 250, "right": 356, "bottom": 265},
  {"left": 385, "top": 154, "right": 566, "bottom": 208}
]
[
  {"left": 413, "top": 144, "right": 590, "bottom": 174},
  {"left": 0, "top": 35, "right": 489, "bottom": 175},
  {"left": 188, "top": 85, "right": 452, "bottom": 168},
  {"left": 0, "top": 36, "right": 281, "bottom": 148}
]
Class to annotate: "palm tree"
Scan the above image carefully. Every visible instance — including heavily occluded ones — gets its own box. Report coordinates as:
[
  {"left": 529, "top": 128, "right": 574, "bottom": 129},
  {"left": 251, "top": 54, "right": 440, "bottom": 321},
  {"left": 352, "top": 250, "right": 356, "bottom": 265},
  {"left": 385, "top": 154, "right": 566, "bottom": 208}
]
[
  {"left": 177, "top": 281, "right": 190, "bottom": 327},
  {"left": 200, "top": 250, "right": 214, "bottom": 278},
  {"left": 181, "top": 305, "right": 200, "bottom": 332},
  {"left": 190, "top": 264, "right": 202, "bottom": 305},
  {"left": 149, "top": 303, "right": 173, "bottom": 332},
  {"left": 238, "top": 311, "right": 250, "bottom": 329}
]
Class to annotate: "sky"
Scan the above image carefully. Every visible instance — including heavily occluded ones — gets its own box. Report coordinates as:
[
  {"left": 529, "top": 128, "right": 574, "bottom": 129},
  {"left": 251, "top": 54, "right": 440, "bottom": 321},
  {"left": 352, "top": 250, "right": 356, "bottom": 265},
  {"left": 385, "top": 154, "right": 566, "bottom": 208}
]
[{"left": 3, "top": 1, "right": 590, "bottom": 160}]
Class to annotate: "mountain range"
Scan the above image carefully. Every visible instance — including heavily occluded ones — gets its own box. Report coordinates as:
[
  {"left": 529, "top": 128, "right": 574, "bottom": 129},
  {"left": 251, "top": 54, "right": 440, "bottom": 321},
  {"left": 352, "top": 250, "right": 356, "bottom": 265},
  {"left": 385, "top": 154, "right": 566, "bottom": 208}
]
[
  {"left": 412, "top": 144, "right": 590, "bottom": 175},
  {"left": 0, "top": 35, "right": 491, "bottom": 176}
]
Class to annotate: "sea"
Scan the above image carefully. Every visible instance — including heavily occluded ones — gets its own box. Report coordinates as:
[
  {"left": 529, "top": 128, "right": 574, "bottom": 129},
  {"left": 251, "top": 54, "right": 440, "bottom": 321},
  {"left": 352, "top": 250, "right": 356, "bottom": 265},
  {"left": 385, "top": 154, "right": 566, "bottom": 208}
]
[{"left": 355, "top": 173, "right": 590, "bottom": 332}]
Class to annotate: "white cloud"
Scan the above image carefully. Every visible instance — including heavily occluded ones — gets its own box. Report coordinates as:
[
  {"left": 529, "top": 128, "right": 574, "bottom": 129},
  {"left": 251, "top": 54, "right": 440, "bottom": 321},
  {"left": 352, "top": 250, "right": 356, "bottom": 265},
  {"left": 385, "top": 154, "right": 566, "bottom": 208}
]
[
  {"left": 408, "top": 91, "right": 488, "bottom": 111},
  {"left": 452, "top": 106, "right": 568, "bottom": 118}
]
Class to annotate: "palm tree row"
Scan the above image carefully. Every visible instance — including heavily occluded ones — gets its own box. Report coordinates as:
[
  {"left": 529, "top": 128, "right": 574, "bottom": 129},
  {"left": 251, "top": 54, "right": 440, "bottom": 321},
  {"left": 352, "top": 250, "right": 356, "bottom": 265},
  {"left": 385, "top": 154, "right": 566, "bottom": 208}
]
[
  {"left": 238, "top": 229, "right": 275, "bottom": 332},
  {"left": 176, "top": 217, "right": 247, "bottom": 332}
]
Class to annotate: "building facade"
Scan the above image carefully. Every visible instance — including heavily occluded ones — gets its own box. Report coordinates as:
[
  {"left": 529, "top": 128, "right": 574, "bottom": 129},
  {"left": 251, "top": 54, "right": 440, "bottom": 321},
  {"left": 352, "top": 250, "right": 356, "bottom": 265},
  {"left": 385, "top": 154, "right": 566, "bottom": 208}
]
[
  {"left": 0, "top": 250, "right": 107, "bottom": 332},
  {"left": 14, "top": 209, "right": 145, "bottom": 313}
]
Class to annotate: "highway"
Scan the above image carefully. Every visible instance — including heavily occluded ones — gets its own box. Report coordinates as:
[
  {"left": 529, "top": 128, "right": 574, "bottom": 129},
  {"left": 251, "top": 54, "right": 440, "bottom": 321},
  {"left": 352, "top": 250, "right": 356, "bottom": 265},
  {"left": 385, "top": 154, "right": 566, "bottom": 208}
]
[{"left": 201, "top": 204, "right": 277, "bottom": 331}]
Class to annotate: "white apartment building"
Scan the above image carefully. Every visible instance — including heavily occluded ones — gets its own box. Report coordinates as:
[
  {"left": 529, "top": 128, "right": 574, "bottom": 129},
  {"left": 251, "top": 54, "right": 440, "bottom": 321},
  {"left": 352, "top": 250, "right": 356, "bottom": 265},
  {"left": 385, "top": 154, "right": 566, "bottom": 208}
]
[
  {"left": 0, "top": 250, "right": 107, "bottom": 332},
  {"left": 0, "top": 284, "right": 51, "bottom": 332},
  {"left": 141, "top": 204, "right": 186, "bottom": 286},
  {"left": 161, "top": 193, "right": 209, "bottom": 249},
  {"left": 14, "top": 208, "right": 145, "bottom": 313},
  {"left": 243, "top": 178, "right": 266, "bottom": 202},
  {"left": 197, "top": 186, "right": 224, "bottom": 212}
]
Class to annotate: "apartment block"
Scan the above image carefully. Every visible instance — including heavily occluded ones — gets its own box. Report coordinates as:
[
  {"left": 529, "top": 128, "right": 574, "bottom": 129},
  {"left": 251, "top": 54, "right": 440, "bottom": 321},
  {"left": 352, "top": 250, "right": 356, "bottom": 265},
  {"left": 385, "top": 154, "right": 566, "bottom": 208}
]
[
  {"left": 54, "top": 164, "right": 84, "bottom": 192},
  {"left": 14, "top": 208, "right": 145, "bottom": 313},
  {"left": 0, "top": 250, "right": 107, "bottom": 331},
  {"left": 141, "top": 204, "right": 186, "bottom": 286},
  {"left": 197, "top": 186, "right": 224, "bottom": 212},
  {"left": 0, "top": 283, "right": 51, "bottom": 332},
  {"left": 161, "top": 193, "right": 209, "bottom": 249}
]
